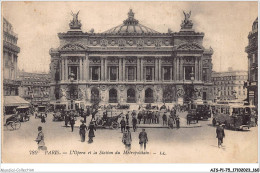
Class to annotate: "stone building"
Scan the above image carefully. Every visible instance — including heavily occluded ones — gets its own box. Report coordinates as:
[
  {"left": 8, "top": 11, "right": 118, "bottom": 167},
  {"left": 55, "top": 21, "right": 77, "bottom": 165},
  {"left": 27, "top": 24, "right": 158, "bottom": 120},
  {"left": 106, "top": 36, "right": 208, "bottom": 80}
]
[
  {"left": 3, "top": 17, "right": 20, "bottom": 96},
  {"left": 212, "top": 69, "right": 247, "bottom": 102},
  {"left": 3, "top": 17, "right": 30, "bottom": 113},
  {"left": 18, "top": 71, "right": 51, "bottom": 106},
  {"left": 245, "top": 17, "right": 258, "bottom": 106},
  {"left": 49, "top": 10, "right": 213, "bottom": 109}
]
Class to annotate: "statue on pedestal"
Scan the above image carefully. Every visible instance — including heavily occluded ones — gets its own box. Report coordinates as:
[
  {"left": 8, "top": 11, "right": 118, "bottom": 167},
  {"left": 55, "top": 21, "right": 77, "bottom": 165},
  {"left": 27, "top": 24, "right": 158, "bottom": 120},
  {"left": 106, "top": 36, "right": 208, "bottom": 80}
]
[
  {"left": 69, "top": 11, "right": 82, "bottom": 29},
  {"left": 181, "top": 11, "right": 193, "bottom": 30}
]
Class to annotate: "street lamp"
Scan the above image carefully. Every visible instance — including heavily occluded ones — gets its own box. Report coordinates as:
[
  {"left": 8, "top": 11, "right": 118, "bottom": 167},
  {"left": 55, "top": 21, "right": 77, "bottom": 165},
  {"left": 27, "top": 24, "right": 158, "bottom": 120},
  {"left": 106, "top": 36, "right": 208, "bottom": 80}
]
[{"left": 190, "top": 70, "right": 195, "bottom": 109}]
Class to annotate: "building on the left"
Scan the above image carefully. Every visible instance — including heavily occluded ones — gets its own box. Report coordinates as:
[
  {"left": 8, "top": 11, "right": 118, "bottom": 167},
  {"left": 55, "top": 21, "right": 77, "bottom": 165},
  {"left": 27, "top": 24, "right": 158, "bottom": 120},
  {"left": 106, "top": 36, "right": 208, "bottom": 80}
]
[{"left": 3, "top": 17, "right": 30, "bottom": 114}]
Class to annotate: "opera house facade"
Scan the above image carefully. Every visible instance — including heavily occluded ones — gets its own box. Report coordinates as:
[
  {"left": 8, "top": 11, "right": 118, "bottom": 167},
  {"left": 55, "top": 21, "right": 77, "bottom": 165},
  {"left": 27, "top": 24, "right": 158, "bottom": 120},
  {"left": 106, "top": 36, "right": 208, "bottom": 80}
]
[{"left": 49, "top": 10, "right": 213, "bottom": 109}]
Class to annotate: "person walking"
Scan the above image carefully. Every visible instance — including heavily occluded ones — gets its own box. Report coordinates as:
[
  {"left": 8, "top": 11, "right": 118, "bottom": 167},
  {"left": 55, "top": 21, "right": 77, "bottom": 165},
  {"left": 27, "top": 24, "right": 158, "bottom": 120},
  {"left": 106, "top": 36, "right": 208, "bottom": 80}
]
[
  {"left": 176, "top": 115, "right": 180, "bottom": 129},
  {"left": 79, "top": 120, "right": 87, "bottom": 142},
  {"left": 139, "top": 129, "right": 148, "bottom": 151},
  {"left": 137, "top": 111, "right": 142, "bottom": 124},
  {"left": 162, "top": 113, "right": 167, "bottom": 126},
  {"left": 132, "top": 116, "right": 137, "bottom": 132},
  {"left": 187, "top": 114, "right": 191, "bottom": 125},
  {"left": 168, "top": 116, "right": 174, "bottom": 129},
  {"left": 126, "top": 112, "right": 129, "bottom": 125},
  {"left": 88, "top": 121, "right": 96, "bottom": 143},
  {"left": 70, "top": 116, "right": 75, "bottom": 132},
  {"left": 122, "top": 126, "right": 132, "bottom": 150},
  {"left": 65, "top": 112, "right": 69, "bottom": 127},
  {"left": 41, "top": 113, "right": 46, "bottom": 123},
  {"left": 120, "top": 117, "right": 126, "bottom": 133},
  {"left": 216, "top": 123, "right": 225, "bottom": 148},
  {"left": 35, "top": 126, "right": 46, "bottom": 150}
]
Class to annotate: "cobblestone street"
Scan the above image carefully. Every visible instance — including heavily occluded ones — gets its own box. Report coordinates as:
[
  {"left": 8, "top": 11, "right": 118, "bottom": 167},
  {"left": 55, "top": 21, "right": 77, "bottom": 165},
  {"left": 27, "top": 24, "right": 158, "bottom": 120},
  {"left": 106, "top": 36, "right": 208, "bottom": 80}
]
[{"left": 2, "top": 111, "right": 258, "bottom": 163}]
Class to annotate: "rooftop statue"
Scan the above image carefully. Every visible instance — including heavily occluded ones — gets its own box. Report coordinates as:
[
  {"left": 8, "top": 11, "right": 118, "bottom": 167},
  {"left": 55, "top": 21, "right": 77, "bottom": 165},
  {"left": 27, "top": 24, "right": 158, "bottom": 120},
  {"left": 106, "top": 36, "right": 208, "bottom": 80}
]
[
  {"left": 69, "top": 11, "right": 82, "bottom": 30},
  {"left": 181, "top": 11, "right": 193, "bottom": 30}
]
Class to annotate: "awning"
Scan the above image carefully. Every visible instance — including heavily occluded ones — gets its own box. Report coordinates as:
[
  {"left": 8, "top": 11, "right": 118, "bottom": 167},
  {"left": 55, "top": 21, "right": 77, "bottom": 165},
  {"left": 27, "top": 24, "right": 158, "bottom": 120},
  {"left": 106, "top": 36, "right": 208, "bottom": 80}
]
[{"left": 4, "top": 96, "right": 30, "bottom": 107}]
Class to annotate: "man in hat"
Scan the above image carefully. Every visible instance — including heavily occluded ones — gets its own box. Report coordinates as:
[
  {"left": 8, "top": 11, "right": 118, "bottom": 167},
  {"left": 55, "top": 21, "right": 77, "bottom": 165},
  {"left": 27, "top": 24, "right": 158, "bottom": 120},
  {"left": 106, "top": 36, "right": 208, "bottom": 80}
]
[
  {"left": 162, "top": 112, "right": 167, "bottom": 126},
  {"left": 70, "top": 115, "right": 76, "bottom": 132},
  {"left": 88, "top": 121, "right": 96, "bottom": 143},
  {"left": 216, "top": 123, "right": 225, "bottom": 148},
  {"left": 120, "top": 117, "right": 126, "bottom": 133},
  {"left": 139, "top": 129, "right": 148, "bottom": 151}
]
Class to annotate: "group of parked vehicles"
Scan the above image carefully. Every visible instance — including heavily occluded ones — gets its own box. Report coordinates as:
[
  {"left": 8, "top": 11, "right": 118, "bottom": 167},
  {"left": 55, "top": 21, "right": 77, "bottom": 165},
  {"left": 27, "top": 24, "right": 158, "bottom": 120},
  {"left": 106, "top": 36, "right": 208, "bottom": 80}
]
[{"left": 5, "top": 105, "right": 47, "bottom": 131}]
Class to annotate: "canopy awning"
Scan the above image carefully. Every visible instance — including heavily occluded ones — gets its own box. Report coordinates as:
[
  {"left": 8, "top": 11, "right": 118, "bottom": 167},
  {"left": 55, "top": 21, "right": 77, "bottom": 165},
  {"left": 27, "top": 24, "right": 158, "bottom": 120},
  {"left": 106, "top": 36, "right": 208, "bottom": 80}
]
[{"left": 4, "top": 96, "right": 30, "bottom": 107}]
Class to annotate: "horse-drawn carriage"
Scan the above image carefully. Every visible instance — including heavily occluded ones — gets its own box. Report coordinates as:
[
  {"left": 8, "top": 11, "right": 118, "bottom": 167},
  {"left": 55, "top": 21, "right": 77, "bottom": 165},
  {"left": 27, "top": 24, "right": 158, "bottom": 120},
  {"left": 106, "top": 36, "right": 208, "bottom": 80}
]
[
  {"left": 16, "top": 106, "right": 30, "bottom": 122},
  {"left": 5, "top": 115, "right": 21, "bottom": 130},
  {"left": 96, "top": 112, "right": 122, "bottom": 129}
]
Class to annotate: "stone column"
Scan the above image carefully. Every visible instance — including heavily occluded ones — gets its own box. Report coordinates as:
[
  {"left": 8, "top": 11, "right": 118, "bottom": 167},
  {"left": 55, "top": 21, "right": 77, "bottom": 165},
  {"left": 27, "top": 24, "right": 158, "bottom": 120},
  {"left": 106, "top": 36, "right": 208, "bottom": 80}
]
[
  {"left": 199, "top": 57, "right": 202, "bottom": 81},
  {"left": 101, "top": 57, "right": 104, "bottom": 81},
  {"left": 137, "top": 57, "right": 141, "bottom": 81},
  {"left": 158, "top": 57, "right": 162, "bottom": 81},
  {"left": 104, "top": 57, "right": 107, "bottom": 81},
  {"left": 180, "top": 57, "right": 183, "bottom": 81},
  {"left": 61, "top": 58, "right": 64, "bottom": 81},
  {"left": 176, "top": 57, "right": 179, "bottom": 81},
  {"left": 119, "top": 58, "right": 122, "bottom": 81},
  {"left": 122, "top": 57, "right": 126, "bottom": 81},
  {"left": 195, "top": 57, "right": 198, "bottom": 81},
  {"left": 155, "top": 57, "right": 158, "bottom": 81},
  {"left": 85, "top": 54, "right": 89, "bottom": 81},
  {"left": 140, "top": 57, "right": 144, "bottom": 81},
  {"left": 79, "top": 57, "right": 83, "bottom": 81},
  {"left": 65, "top": 57, "right": 68, "bottom": 81}
]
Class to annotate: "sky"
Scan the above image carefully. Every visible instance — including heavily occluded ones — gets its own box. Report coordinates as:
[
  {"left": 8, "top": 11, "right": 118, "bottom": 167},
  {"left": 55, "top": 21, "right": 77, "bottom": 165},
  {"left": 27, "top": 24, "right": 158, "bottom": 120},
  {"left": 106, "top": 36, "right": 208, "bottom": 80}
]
[{"left": 2, "top": 1, "right": 258, "bottom": 73}]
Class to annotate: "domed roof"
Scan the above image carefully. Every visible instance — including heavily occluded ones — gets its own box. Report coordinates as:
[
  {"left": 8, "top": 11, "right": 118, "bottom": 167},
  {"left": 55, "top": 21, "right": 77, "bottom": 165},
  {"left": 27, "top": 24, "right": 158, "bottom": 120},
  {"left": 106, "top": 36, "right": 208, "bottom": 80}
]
[{"left": 103, "top": 9, "right": 160, "bottom": 34}]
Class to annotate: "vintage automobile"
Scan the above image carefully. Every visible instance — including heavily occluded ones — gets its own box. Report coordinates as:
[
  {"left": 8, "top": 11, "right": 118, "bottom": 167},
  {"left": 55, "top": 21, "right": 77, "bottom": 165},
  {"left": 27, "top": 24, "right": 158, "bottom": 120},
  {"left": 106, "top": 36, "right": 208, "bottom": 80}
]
[
  {"left": 186, "top": 109, "right": 199, "bottom": 123},
  {"left": 52, "top": 111, "right": 64, "bottom": 121},
  {"left": 195, "top": 104, "right": 211, "bottom": 120},
  {"left": 15, "top": 106, "right": 30, "bottom": 122},
  {"left": 213, "top": 104, "right": 254, "bottom": 131},
  {"left": 96, "top": 112, "right": 123, "bottom": 129},
  {"left": 35, "top": 106, "right": 47, "bottom": 119}
]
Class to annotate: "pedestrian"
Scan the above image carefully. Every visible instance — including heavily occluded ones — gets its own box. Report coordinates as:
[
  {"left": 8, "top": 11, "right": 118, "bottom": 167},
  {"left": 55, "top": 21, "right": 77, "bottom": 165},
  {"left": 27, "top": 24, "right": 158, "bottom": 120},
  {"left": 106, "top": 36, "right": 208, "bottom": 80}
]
[
  {"left": 148, "top": 111, "right": 152, "bottom": 124},
  {"left": 79, "top": 120, "right": 87, "bottom": 142},
  {"left": 120, "top": 117, "right": 126, "bottom": 133},
  {"left": 187, "top": 114, "right": 191, "bottom": 125},
  {"left": 162, "top": 112, "right": 167, "bottom": 126},
  {"left": 83, "top": 111, "right": 87, "bottom": 123},
  {"left": 41, "top": 113, "right": 46, "bottom": 123},
  {"left": 212, "top": 117, "right": 216, "bottom": 126},
  {"left": 122, "top": 126, "right": 132, "bottom": 151},
  {"left": 70, "top": 116, "right": 75, "bottom": 132},
  {"left": 35, "top": 126, "right": 46, "bottom": 150},
  {"left": 88, "top": 121, "right": 96, "bottom": 143},
  {"left": 126, "top": 112, "right": 129, "bottom": 124},
  {"left": 65, "top": 112, "right": 69, "bottom": 127},
  {"left": 143, "top": 112, "right": 147, "bottom": 124},
  {"left": 139, "top": 129, "right": 148, "bottom": 151},
  {"left": 168, "top": 116, "right": 174, "bottom": 129},
  {"left": 137, "top": 111, "right": 142, "bottom": 124},
  {"left": 216, "top": 123, "right": 225, "bottom": 148},
  {"left": 156, "top": 111, "right": 160, "bottom": 124},
  {"left": 176, "top": 116, "right": 180, "bottom": 129},
  {"left": 132, "top": 116, "right": 137, "bottom": 132},
  {"left": 152, "top": 111, "right": 156, "bottom": 124}
]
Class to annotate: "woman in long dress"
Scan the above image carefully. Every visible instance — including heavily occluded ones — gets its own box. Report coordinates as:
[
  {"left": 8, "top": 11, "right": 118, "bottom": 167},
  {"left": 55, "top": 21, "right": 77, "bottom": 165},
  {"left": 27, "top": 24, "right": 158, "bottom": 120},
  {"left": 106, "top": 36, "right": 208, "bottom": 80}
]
[
  {"left": 88, "top": 121, "right": 96, "bottom": 143},
  {"left": 122, "top": 126, "right": 132, "bottom": 150},
  {"left": 79, "top": 120, "right": 87, "bottom": 142}
]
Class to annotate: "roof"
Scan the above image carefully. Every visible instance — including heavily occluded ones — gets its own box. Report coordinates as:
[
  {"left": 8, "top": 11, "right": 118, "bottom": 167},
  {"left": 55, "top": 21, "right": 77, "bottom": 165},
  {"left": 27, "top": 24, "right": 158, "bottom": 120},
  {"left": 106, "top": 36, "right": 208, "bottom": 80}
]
[
  {"left": 4, "top": 96, "right": 30, "bottom": 107},
  {"left": 103, "top": 9, "right": 160, "bottom": 34}
]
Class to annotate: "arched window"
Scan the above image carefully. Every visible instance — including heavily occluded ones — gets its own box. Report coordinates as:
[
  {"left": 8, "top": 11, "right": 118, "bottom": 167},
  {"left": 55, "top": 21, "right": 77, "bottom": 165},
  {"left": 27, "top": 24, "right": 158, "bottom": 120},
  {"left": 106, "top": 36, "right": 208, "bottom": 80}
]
[
  {"left": 145, "top": 88, "right": 154, "bottom": 103},
  {"left": 109, "top": 88, "right": 118, "bottom": 103},
  {"left": 127, "top": 88, "right": 136, "bottom": 103}
]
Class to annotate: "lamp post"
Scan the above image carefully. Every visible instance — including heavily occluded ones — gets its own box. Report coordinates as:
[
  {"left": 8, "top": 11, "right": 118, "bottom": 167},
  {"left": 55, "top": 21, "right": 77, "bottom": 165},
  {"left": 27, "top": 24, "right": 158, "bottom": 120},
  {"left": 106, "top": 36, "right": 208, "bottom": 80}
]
[{"left": 190, "top": 70, "right": 195, "bottom": 109}]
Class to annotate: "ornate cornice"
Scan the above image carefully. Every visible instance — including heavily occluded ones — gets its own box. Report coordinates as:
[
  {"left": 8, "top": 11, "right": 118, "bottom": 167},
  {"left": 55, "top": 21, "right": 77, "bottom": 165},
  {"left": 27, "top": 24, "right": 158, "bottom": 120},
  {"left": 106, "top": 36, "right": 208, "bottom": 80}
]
[{"left": 3, "top": 40, "right": 20, "bottom": 53}]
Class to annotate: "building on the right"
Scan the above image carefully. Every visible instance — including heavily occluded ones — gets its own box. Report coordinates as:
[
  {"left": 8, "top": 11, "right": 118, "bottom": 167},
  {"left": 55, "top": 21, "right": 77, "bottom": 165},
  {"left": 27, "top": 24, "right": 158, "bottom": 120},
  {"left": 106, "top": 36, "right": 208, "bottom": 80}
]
[
  {"left": 245, "top": 17, "right": 258, "bottom": 106},
  {"left": 212, "top": 68, "right": 248, "bottom": 102}
]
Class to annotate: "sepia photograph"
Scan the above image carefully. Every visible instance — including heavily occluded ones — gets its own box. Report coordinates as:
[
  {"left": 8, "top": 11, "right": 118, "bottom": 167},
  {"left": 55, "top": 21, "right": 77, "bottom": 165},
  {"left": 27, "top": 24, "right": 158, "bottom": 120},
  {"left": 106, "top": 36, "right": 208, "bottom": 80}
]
[{"left": 1, "top": 0, "right": 258, "bottom": 168}]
